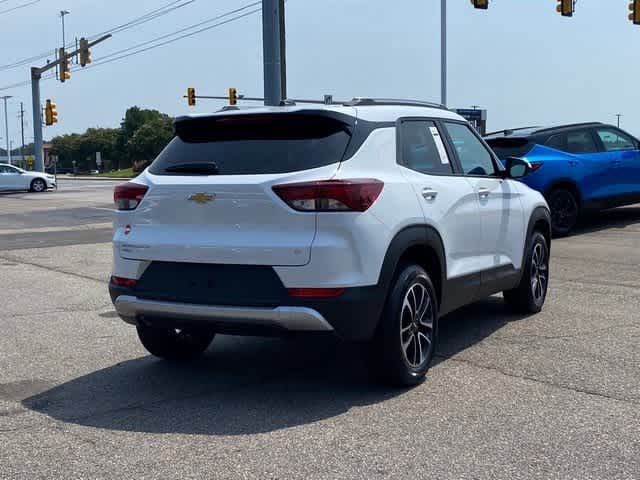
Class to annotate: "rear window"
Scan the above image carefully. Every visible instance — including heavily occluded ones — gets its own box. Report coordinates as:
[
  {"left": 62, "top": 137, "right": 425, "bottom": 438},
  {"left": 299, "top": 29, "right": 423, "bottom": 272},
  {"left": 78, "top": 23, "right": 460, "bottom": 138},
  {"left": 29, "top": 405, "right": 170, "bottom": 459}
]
[
  {"left": 485, "top": 137, "right": 534, "bottom": 160},
  {"left": 149, "top": 113, "right": 352, "bottom": 176}
]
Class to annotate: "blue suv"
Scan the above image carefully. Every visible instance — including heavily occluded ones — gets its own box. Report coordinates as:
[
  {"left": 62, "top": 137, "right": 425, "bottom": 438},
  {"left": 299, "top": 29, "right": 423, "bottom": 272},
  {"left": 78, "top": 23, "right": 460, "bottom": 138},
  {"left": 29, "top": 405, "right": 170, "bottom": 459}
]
[{"left": 485, "top": 122, "right": 640, "bottom": 236}]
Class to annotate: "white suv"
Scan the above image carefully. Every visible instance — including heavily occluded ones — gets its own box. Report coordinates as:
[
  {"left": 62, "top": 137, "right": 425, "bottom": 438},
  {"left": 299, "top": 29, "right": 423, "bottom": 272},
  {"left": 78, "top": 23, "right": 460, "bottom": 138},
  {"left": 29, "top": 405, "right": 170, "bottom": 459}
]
[{"left": 110, "top": 99, "right": 551, "bottom": 385}]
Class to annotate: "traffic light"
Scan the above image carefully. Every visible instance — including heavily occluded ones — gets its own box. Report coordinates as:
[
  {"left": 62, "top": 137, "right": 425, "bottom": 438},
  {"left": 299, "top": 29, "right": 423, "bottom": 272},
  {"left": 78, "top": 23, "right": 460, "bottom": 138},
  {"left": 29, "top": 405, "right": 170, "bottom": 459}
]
[
  {"left": 187, "top": 87, "right": 196, "bottom": 107},
  {"left": 228, "top": 87, "right": 238, "bottom": 106},
  {"left": 58, "top": 48, "right": 71, "bottom": 82},
  {"left": 630, "top": 0, "right": 640, "bottom": 25},
  {"left": 45, "top": 100, "right": 58, "bottom": 126},
  {"left": 556, "top": 0, "right": 574, "bottom": 17},
  {"left": 79, "top": 37, "right": 91, "bottom": 67},
  {"left": 471, "top": 0, "right": 488, "bottom": 9}
]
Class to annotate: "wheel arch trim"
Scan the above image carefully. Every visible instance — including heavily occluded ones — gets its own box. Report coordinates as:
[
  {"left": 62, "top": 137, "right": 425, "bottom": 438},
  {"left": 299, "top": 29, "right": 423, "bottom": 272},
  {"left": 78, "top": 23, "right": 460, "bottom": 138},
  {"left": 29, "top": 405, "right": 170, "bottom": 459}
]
[
  {"left": 526, "top": 206, "right": 552, "bottom": 253},
  {"left": 377, "top": 224, "right": 447, "bottom": 308},
  {"left": 545, "top": 178, "right": 583, "bottom": 205}
]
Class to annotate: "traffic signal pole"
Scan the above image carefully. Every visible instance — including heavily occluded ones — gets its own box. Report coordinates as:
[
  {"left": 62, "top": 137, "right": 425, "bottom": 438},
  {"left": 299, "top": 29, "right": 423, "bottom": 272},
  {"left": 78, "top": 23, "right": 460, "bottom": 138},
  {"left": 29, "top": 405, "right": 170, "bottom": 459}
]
[
  {"left": 29, "top": 34, "right": 110, "bottom": 172},
  {"left": 30, "top": 68, "right": 43, "bottom": 171},
  {"left": 262, "top": 0, "right": 286, "bottom": 106}
]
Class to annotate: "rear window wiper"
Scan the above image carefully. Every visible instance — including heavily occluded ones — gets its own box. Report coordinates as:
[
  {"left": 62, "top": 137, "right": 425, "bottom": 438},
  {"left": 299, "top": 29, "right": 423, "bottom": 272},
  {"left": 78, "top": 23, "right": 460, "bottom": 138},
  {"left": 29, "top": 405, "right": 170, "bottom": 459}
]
[{"left": 164, "top": 162, "right": 219, "bottom": 175}]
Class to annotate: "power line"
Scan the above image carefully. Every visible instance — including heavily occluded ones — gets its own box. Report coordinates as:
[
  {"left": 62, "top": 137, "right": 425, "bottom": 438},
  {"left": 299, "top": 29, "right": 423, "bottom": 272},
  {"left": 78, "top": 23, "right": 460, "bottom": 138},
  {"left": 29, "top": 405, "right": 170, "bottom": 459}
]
[
  {"left": 75, "top": 7, "right": 261, "bottom": 73},
  {"left": 0, "top": 0, "right": 40, "bottom": 16},
  {"left": 89, "top": 0, "right": 193, "bottom": 39},
  {"left": 0, "top": 3, "right": 261, "bottom": 92},
  {"left": 0, "top": 0, "right": 195, "bottom": 71},
  {"left": 90, "top": 2, "right": 260, "bottom": 65}
]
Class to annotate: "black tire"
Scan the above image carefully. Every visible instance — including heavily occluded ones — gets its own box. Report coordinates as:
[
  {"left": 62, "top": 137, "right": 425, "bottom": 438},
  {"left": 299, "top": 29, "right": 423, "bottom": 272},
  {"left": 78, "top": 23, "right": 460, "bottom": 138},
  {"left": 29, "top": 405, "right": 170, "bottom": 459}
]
[
  {"left": 548, "top": 188, "right": 579, "bottom": 237},
  {"left": 372, "top": 264, "right": 438, "bottom": 386},
  {"left": 136, "top": 325, "right": 215, "bottom": 361},
  {"left": 30, "top": 178, "right": 47, "bottom": 193},
  {"left": 503, "top": 231, "right": 549, "bottom": 314}
]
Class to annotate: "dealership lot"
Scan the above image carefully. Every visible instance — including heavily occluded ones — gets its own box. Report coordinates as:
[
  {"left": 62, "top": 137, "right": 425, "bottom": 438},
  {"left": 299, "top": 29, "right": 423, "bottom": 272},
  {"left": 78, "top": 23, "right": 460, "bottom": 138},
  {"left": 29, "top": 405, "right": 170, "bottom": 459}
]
[{"left": 0, "top": 180, "right": 639, "bottom": 479}]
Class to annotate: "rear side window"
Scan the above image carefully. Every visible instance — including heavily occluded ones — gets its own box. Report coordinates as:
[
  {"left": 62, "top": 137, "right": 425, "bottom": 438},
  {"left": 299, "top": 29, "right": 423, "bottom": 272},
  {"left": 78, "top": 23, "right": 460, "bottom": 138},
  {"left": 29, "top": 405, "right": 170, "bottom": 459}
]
[
  {"left": 565, "top": 131, "right": 598, "bottom": 154},
  {"left": 545, "top": 134, "right": 566, "bottom": 151},
  {"left": 485, "top": 137, "right": 534, "bottom": 160},
  {"left": 399, "top": 120, "right": 453, "bottom": 175},
  {"left": 149, "top": 114, "right": 352, "bottom": 176}
]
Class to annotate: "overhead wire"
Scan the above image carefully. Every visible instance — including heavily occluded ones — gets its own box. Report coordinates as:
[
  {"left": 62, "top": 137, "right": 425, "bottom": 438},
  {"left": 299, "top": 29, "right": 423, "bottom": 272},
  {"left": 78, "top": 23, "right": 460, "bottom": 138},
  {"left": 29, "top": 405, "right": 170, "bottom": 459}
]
[
  {"left": 0, "top": 0, "right": 40, "bottom": 16},
  {"left": 72, "top": 6, "right": 261, "bottom": 73},
  {"left": 0, "top": 0, "right": 195, "bottom": 71},
  {"left": 0, "top": 1, "right": 262, "bottom": 91},
  {"left": 85, "top": 1, "right": 261, "bottom": 66},
  {"left": 88, "top": 0, "right": 195, "bottom": 40}
]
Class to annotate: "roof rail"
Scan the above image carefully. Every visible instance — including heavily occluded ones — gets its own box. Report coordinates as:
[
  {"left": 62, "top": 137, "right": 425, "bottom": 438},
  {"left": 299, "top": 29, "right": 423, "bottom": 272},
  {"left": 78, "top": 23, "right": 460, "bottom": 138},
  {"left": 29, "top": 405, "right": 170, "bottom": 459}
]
[
  {"left": 343, "top": 98, "right": 448, "bottom": 110},
  {"left": 532, "top": 122, "right": 604, "bottom": 134},
  {"left": 484, "top": 126, "right": 542, "bottom": 137}
]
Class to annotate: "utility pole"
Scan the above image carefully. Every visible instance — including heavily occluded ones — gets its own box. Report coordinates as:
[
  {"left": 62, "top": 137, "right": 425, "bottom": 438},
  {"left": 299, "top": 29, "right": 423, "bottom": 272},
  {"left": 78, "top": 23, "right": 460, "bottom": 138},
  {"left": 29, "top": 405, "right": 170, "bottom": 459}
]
[
  {"left": 19, "top": 102, "right": 26, "bottom": 165},
  {"left": 1, "top": 96, "right": 11, "bottom": 165},
  {"left": 616, "top": 114, "right": 622, "bottom": 128},
  {"left": 262, "top": 0, "right": 286, "bottom": 106},
  {"left": 30, "top": 34, "right": 110, "bottom": 172},
  {"left": 441, "top": 0, "right": 447, "bottom": 106}
]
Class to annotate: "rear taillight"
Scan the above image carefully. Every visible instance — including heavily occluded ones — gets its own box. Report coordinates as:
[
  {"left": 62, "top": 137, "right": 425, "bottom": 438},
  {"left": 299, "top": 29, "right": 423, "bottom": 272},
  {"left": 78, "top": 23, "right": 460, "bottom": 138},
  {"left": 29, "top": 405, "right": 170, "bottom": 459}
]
[
  {"left": 114, "top": 182, "right": 148, "bottom": 211},
  {"left": 272, "top": 179, "right": 383, "bottom": 212},
  {"left": 288, "top": 288, "right": 345, "bottom": 298},
  {"left": 111, "top": 276, "right": 138, "bottom": 288},
  {"left": 530, "top": 162, "right": 544, "bottom": 172}
]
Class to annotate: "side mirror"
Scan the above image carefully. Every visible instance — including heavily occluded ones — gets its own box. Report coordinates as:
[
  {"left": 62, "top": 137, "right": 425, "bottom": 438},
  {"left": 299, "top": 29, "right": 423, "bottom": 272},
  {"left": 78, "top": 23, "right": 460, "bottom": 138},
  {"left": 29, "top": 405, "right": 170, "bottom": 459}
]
[{"left": 504, "top": 156, "right": 532, "bottom": 179}]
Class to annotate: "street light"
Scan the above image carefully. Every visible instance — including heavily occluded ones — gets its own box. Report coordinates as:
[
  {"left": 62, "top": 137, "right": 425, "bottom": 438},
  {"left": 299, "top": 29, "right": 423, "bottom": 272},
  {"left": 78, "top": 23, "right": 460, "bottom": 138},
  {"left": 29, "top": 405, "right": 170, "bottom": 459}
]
[
  {"left": 1, "top": 95, "right": 12, "bottom": 165},
  {"left": 60, "top": 10, "right": 70, "bottom": 48}
]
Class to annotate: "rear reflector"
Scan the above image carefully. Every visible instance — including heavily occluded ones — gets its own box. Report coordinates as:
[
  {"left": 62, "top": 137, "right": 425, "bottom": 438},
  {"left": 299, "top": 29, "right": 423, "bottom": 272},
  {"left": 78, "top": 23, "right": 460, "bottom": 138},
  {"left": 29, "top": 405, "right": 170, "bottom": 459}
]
[
  {"left": 111, "top": 276, "right": 138, "bottom": 288},
  {"left": 288, "top": 288, "right": 345, "bottom": 298},
  {"left": 114, "top": 182, "right": 148, "bottom": 211},
  {"left": 273, "top": 179, "right": 383, "bottom": 212}
]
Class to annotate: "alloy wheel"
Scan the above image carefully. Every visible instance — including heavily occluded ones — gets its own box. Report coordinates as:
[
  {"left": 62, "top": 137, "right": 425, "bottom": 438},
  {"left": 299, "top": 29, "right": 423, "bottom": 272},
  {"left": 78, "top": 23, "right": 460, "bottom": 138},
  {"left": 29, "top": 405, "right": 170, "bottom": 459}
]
[
  {"left": 530, "top": 242, "right": 548, "bottom": 304},
  {"left": 550, "top": 190, "right": 578, "bottom": 232},
  {"left": 32, "top": 179, "right": 45, "bottom": 192},
  {"left": 399, "top": 281, "right": 435, "bottom": 368}
]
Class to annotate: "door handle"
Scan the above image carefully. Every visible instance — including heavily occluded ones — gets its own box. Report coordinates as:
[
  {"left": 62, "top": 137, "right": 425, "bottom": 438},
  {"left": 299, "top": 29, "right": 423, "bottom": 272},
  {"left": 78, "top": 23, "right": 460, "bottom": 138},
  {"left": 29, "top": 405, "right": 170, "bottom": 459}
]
[
  {"left": 422, "top": 188, "right": 438, "bottom": 201},
  {"left": 478, "top": 187, "right": 490, "bottom": 199}
]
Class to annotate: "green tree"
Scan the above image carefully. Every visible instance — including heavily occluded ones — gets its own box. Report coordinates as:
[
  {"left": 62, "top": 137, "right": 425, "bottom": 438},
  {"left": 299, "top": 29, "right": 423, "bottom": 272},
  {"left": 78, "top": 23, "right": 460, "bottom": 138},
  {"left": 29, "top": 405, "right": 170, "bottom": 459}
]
[
  {"left": 117, "top": 106, "right": 173, "bottom": 168},
  {"left": 50, "top": 133, "right": 82, "bottom": 169},
  {"left": 49, "top": 106, "right": 174, "bottom": 172},
  {"left": 127, "top": 116, "right": 173, "bottom": 170}
]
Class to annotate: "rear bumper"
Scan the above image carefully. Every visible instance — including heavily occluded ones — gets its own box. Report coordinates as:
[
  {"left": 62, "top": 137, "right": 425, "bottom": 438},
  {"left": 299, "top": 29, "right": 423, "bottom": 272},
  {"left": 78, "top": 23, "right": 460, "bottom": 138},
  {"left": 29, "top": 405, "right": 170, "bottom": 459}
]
[
  {"left": 114, "top": 295, "right": 333, "bottom": 332},
  {"left": 109, "top": 280, "right": 385, "bottom": 341}
]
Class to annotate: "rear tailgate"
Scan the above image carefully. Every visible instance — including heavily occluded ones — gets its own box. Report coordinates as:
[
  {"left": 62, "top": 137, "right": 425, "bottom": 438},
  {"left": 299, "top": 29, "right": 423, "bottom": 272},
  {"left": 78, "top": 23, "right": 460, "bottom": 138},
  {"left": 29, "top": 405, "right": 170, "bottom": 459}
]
[{"left": 116, "top": 110, "right": 356, "bottom": 267}]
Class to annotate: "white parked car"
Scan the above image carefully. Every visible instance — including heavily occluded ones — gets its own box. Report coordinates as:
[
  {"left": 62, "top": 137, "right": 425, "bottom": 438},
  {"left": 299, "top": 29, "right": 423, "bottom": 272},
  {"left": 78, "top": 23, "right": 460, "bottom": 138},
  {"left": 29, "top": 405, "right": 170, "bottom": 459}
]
[
  {"left": 109, "top": 99, "right": 551, "bottom": 385},
  {"left": 0, "top": 163, "right": 56, "bottom": 192}
]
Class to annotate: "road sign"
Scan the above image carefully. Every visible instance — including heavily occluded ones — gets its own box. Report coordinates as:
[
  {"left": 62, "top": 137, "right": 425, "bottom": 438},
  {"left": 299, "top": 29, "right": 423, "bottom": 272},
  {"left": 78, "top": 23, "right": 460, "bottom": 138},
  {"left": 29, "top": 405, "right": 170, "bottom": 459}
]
[
  {"left": 96, "top": 151, "right": 102, "bottom": 166},
  {"left": 455, "top": 108, "right": 488, "bottom": 135}
]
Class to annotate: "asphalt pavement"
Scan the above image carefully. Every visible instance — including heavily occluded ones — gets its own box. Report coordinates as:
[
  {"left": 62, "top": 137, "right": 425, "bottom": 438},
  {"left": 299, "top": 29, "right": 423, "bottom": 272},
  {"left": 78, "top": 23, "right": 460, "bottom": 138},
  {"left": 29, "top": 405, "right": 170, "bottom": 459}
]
[{"left": 0, "top": 180, "right": 638, "bottom": 479}]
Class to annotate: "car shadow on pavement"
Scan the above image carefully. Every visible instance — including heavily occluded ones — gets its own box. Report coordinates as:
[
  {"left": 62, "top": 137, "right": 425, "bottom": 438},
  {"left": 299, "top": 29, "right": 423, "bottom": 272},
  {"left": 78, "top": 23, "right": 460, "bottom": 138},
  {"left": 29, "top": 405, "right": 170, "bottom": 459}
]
[
  {"left": 22, "top": 296, "right": 525, "bottom": 436},
  {"left": 571, "top": 205, "right": 640, "bottom": 236}
]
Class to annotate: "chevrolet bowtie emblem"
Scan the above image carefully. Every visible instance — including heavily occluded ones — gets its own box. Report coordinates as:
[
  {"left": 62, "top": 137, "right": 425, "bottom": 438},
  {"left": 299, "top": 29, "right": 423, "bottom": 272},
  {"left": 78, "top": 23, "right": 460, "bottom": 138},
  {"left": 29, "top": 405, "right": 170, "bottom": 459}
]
[{"left": 188, "top": 192, "right": 215, "bottom": 204}]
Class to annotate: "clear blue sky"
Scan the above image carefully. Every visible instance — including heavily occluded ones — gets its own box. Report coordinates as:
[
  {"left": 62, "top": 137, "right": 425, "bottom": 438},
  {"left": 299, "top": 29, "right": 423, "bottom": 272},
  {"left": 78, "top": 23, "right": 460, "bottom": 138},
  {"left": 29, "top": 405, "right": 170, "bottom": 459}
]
[{"left": 0, "top": 0, "right": 638, "bottom": 148}]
